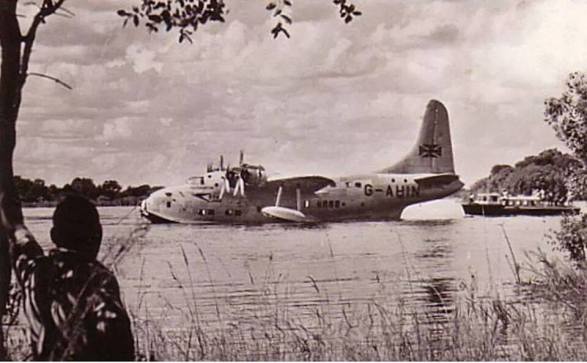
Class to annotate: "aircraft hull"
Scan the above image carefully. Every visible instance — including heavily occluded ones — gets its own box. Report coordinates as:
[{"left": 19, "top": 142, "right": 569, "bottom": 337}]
[{"left": 139, "top": 177, "right": 462, "bottom": 224}]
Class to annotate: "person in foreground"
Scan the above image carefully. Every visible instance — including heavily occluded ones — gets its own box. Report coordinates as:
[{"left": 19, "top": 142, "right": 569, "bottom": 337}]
[{"left": 9, "top": 195, "right": 134, "bottom": 360}]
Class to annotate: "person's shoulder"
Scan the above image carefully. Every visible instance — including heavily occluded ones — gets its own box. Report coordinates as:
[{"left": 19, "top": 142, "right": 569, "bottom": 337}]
[
  {"left": 15, "top": 252, "right": 50, "bottom": 275},
  {"left": 86, "top": 260, "right": 122, "bottom": 290},
  {"left": 88, "top": 259, "right": 115, "bottom": 277}
]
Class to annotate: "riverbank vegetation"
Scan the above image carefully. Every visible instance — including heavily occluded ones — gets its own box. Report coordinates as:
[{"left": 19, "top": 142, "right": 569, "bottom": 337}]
[
  {"left": 13, "top": 176, "right": 162, "bottom": 207},
  {"left": 469, "top": 148, "right": 583, "bottom": 203}
]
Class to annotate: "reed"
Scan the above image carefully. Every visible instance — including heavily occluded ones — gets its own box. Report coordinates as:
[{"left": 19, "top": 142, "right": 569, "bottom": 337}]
[
  {"left": 126, "top": 244, "right": 587, "bottom": 361},
  {"left": 4, "top": 262, "right": 587, "bottom": 360},
  {"left": 127, "top": 275, "right": 587, "bottom": 361},
  {"left": 4, "top": 220, "right": 587, "bottom": 361}
]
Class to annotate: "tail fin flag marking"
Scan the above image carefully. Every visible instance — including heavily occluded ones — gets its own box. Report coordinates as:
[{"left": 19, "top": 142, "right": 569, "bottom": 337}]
[{"left": 418, "top": 144, "right": 442, "bottom": 158}]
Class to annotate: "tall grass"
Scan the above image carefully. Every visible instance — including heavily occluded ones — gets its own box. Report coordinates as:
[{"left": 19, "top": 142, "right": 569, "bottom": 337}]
[
  {"left": 128, "top": 270, "right": 587, "bottom": 361},
  {"left": 4, "top": 217, "right": 587, "bottom": 360},
  {"left": 126, "top": 243, "right": 587, "bottom": 361}
]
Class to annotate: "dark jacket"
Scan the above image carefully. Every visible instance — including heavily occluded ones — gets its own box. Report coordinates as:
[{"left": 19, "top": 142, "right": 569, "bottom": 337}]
[{"left": 12, "top": 239, "right": 134, "bottom": 361}]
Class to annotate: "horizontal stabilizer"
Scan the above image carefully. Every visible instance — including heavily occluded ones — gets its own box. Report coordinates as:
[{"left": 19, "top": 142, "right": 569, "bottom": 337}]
[
  {"left": 414, "top": 173, "right": 459, "bottom": 186},
  {"left": 261, "top": 206, "right": 316, "bottom": 223}
]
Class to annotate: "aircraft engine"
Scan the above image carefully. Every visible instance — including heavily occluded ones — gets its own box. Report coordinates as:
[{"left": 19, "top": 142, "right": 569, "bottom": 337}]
[{"left": 237, "top": 164, "right": 267, "bottom": 187}]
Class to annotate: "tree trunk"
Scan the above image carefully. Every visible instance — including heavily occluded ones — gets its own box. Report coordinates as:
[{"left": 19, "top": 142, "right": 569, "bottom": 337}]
[{"left": 0, "top": 0, "right": 24, "bottom": 358}]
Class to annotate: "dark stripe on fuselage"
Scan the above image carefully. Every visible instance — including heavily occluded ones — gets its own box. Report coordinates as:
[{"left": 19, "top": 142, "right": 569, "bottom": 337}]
[{"left": 141, "top": 211, "right": 178, "bottom": 224}]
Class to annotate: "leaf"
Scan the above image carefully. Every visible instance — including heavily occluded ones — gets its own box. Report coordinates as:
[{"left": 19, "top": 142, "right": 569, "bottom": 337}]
[
  {"left": 284, "top": 0, "right": 292, "bottom": 6},
  {"left": 148, "top": 14, "right": 162, "bottom": 23},
  {"left": 116, "top": 9, "right": 129, "bottom": 17},
  {"left": 281, "top": 14, "right": 292, "bottom": 24},
  {"left": 133, "top": 15, "right": 139, "bottom": 27},
  {"left": 266, "top": 2, "right": 276, "bottom": 10},
  {"left": 271, "top": 23, "right": 290, "bottom": 39}
]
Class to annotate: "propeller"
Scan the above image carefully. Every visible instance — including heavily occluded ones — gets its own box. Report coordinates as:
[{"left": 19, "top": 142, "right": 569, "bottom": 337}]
[
  {"left": 275, "top": 186, "right": 283, "bottom": 207},
  {"left": 233, "top": 175, "right": 245, "bottom": 197}
]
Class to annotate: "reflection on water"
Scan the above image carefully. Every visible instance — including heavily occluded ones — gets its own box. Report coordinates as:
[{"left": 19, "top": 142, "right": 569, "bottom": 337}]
[{"left": 22, "top": 201, "right": 567, "bottom": 353}]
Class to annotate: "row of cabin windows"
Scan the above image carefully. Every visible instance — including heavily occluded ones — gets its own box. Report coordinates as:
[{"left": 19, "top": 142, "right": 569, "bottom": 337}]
[
  {"left": 225, "top": 209, "right": 242, "bottom": 216},
  {"left": 505, "top": 200, "right": 537, "bottom": 207},
  {"left": 165, "top": 203, "right": 243, "bottom": 217},
  {"left": 316, "top": 200, "right": 345, "bottom": 208},
  {"left": 197, "top": 209, "right": 215, "bottom": 216},
  {"left": 197, "top": 209, "right": 242, "bottom": 216}
]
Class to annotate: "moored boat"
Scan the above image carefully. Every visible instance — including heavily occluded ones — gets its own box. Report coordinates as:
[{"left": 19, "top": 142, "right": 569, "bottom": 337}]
[{"left": 462, "top": 192, "right": 580, "bottom": 216}]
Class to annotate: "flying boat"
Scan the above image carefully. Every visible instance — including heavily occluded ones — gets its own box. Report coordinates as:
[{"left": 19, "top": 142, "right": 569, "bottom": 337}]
[{"left": 140, "top": 99, "right": 464, "bottom": 223}]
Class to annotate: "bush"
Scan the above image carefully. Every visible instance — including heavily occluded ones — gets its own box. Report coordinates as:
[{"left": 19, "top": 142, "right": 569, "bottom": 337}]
[{"left": 548, "top": 214, "right": 587, "bottom": 267}]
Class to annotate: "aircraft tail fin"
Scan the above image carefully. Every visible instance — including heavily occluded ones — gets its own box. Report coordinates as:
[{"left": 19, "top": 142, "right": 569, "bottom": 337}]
[{"left": 379, "top": 99, "right": 455, "bottom": 174}]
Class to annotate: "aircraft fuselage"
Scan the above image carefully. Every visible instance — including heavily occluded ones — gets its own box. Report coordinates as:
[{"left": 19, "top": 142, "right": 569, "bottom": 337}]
[{"left": 140, "top": 171, "right": 463, "bottom": 224}]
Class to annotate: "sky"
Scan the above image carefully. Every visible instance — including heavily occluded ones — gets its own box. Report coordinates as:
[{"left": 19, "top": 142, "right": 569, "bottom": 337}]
[{"left": 11, "top": 0, "right": 587, "bottom": 187}]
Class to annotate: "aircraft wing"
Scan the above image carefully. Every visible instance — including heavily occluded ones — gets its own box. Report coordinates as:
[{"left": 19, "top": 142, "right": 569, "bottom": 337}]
[
  {"left": 264, "top": 176, "right": 336, "bottom": 194},
  {"left": 256, "top": 176, "right": 335, "bottom": 223}
]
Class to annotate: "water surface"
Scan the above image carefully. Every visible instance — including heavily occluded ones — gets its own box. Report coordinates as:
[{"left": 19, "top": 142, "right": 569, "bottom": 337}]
[{"left": 24, "top": 199, "right": 562, "bottom": 337}]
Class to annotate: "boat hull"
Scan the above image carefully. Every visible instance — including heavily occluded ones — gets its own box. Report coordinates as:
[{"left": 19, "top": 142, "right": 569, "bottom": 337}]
[{"left": 462, "top": 204, "right": 580, "bottom": 216}]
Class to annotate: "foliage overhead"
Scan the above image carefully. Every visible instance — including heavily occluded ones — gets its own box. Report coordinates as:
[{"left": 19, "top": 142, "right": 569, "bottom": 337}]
[
  {"left": 544, "top": 72, "right": 587, "bottom": 202},
  {"left": 545, "top": 72, "right": 587, "bottom": 166},
  {"left": 118, "top": 0, "right": 361, "bottom": 43}
]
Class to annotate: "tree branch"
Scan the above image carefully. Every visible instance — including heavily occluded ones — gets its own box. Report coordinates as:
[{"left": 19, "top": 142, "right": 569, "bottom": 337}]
[
  {"left": 28, "top": 72, "right": 73, "bottom": 90},
  {"left": 21, "top": 0, "right": 67, "bottom": 89}
]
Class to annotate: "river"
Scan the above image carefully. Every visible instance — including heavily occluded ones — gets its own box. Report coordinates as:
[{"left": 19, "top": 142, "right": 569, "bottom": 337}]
[{"left": 22, "top": 199, "right": 565, "bottom": 353}]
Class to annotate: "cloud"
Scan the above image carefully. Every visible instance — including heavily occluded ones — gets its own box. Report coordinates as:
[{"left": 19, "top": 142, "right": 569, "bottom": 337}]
[
  {"left": 126, "top": 44, "right": 163, "bottom": 74},
  {"left": 12, "top": 0, "right": 587, "bottom": 187}
]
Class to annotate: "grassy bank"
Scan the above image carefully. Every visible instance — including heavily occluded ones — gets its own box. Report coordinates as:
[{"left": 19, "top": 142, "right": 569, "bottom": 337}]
[
  {"left": 125, "top": 250, "right": 587, "bottom": 361},
  {"left": 127, "top": 288, "right": 586, "bottom": 361},
  {"left": 3, "top": 224, "right": 587, "bottom": 361},
  {"left": 6, "top": 288, "right": 583, "bottom": 360}
]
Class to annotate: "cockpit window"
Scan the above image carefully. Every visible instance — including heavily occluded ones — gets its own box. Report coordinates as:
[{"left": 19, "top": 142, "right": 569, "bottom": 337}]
[
  {"left": 165, "top": 192, "right": 172, "bottom": 197},
  {"left": 355, "top": 182, "right": 362, "bottom": 188},
  {"left": 187, "top": 176, "right": 205, "bottom": 186}
]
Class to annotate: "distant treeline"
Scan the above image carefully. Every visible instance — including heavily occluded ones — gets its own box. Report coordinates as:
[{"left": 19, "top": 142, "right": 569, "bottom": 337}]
[
  {"left": 15, "top": 176, "right": 163, "bottom": 207},
  {"left": 469, "top": 148, "right": 586, "bottom": 203}
]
